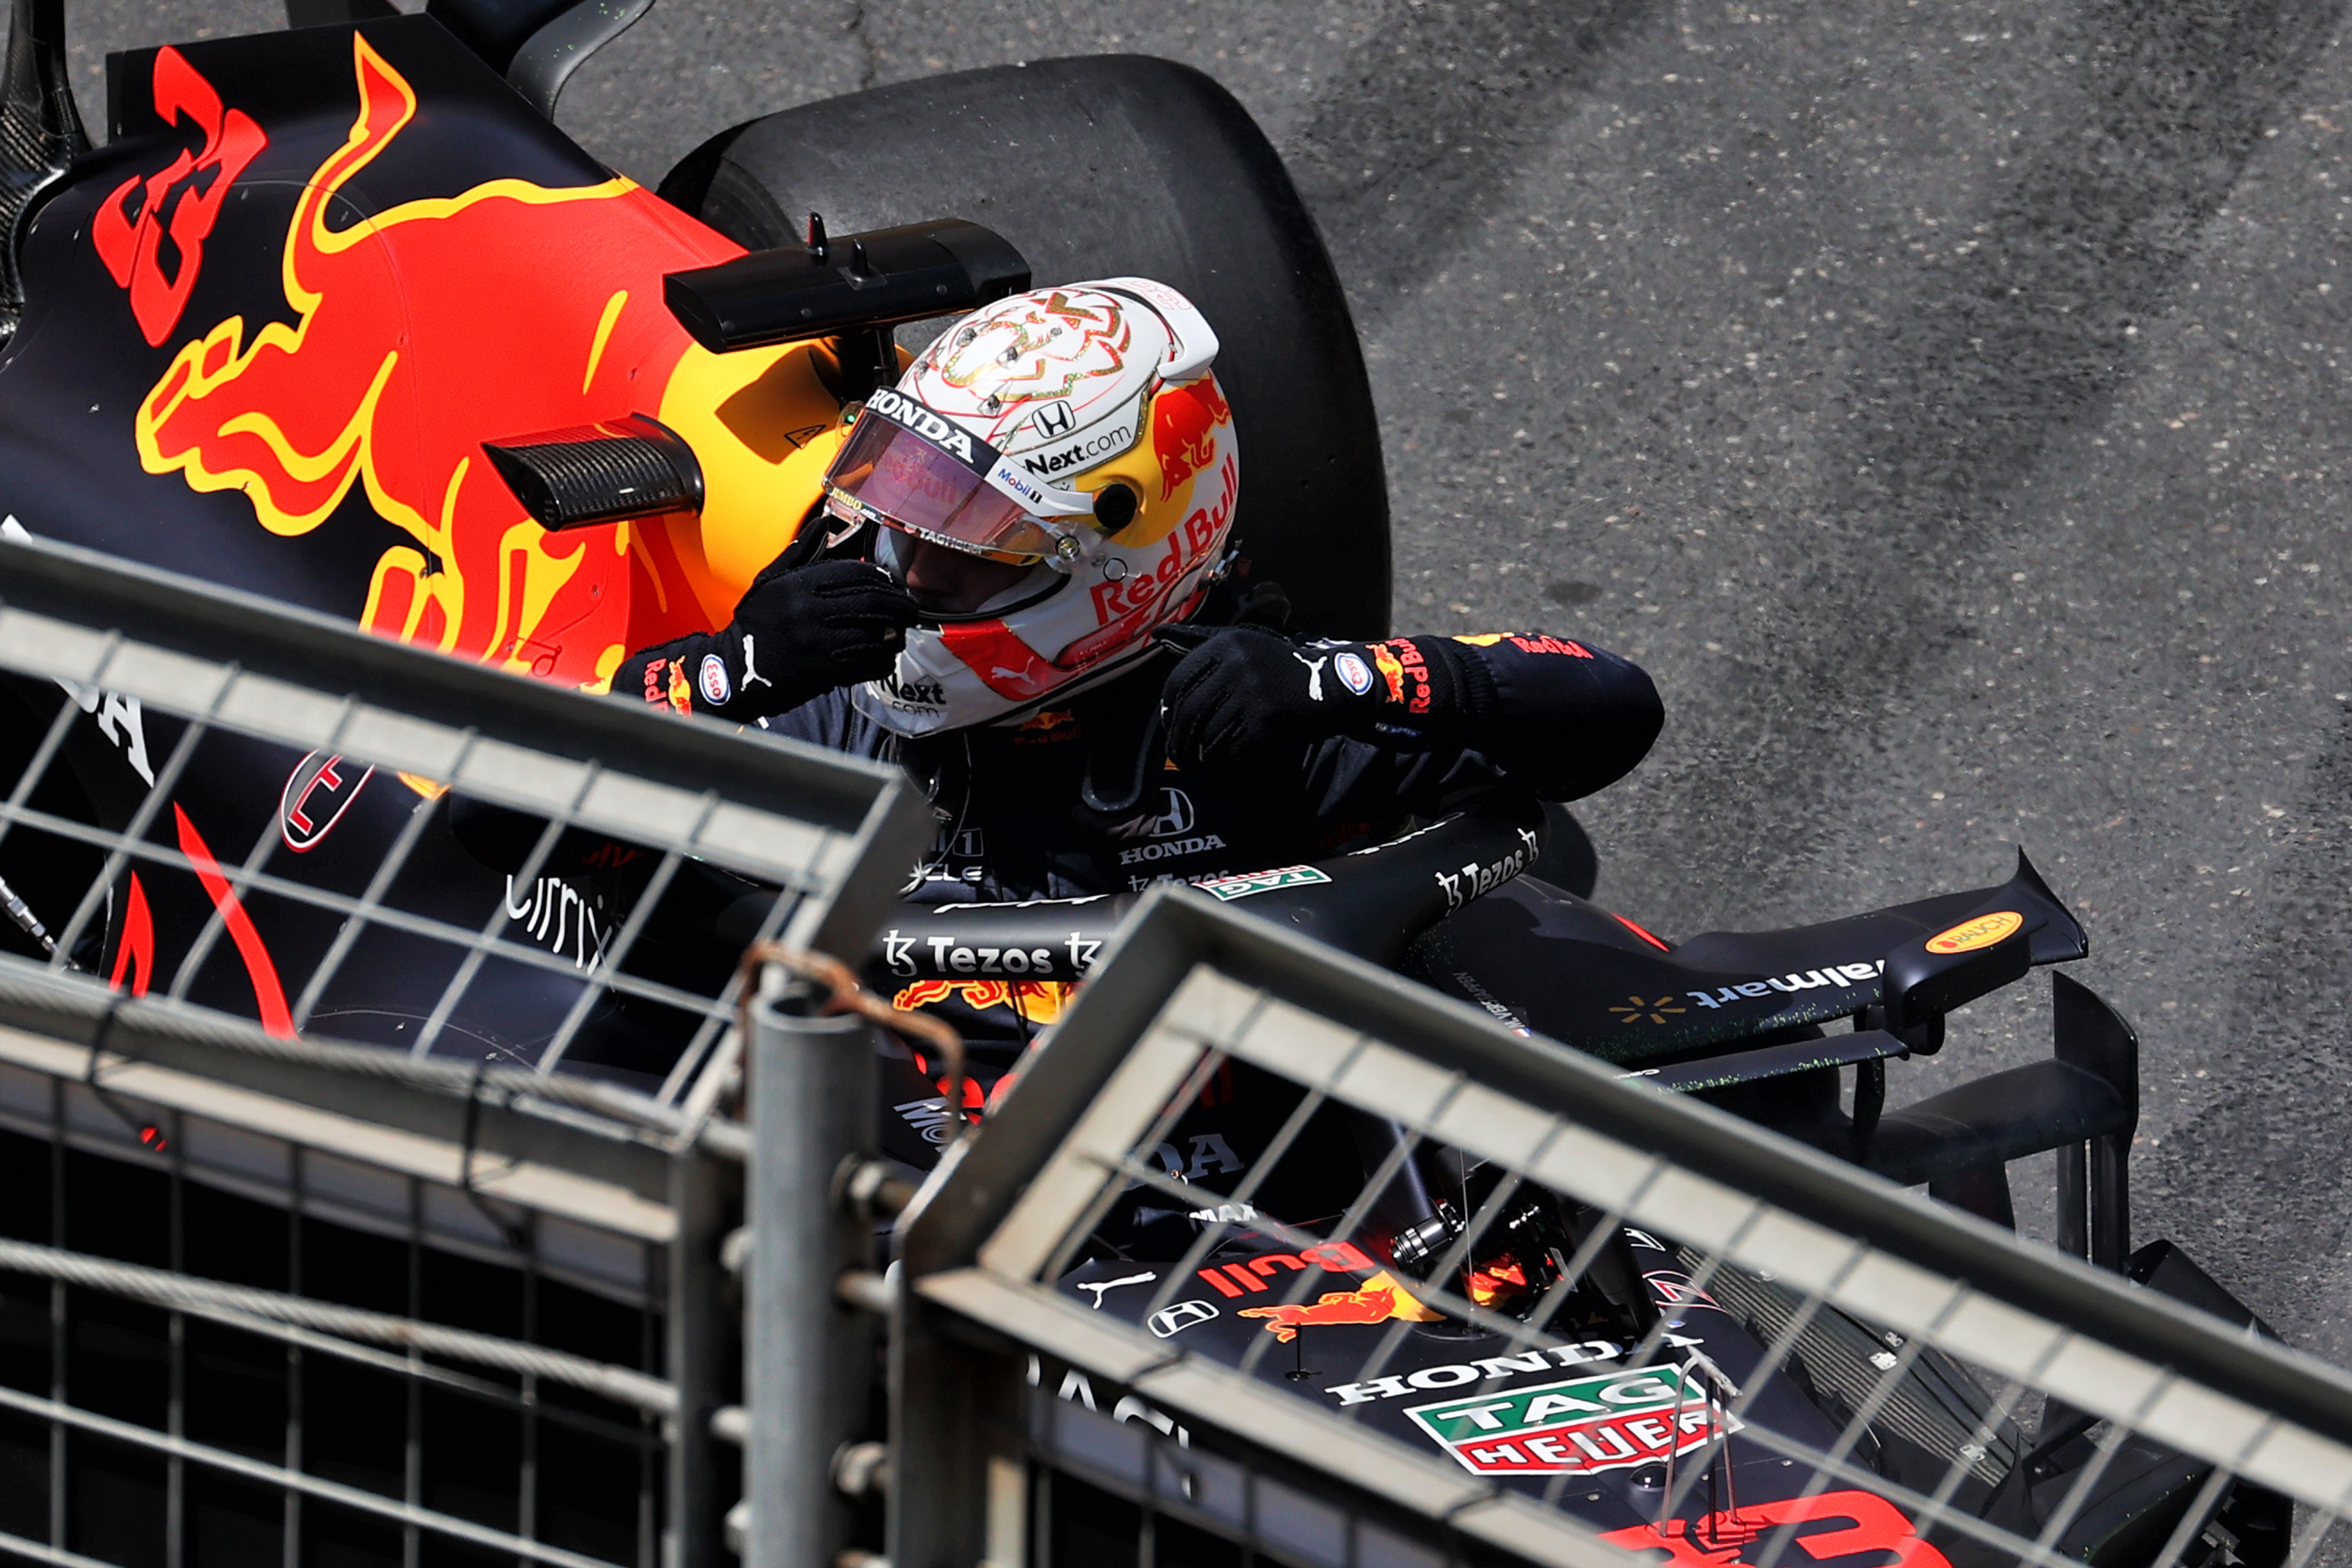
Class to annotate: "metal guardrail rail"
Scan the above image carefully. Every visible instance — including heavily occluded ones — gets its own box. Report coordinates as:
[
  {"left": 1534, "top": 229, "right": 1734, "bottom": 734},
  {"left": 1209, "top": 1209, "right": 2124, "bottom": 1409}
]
[
  {"left": 0, "top": 534, "right": 929, "bottom": 1568},
  {"left": 892, "top": 888, "right": 2352, "bottom": 1568}
]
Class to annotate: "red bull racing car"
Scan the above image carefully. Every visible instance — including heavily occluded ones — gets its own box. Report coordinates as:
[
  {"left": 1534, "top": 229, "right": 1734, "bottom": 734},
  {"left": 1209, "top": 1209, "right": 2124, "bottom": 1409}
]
[
  {"left": 0, "top": 1, "right": 2295, "bottom": 1563},
  {"left": 0, "top": 0, "right": 1382, "bottom": 1068}
]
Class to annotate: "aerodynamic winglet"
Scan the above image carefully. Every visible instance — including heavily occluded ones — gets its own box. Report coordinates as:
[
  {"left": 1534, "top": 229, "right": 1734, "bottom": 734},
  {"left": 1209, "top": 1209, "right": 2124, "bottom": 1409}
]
[{"left": 2013, "top": 847, "right": 2090, "bottom": 964}]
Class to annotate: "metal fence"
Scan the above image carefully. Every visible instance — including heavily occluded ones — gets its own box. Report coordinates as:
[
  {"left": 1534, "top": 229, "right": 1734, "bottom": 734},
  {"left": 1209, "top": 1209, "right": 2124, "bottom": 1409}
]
[
  {"left": 893, "top": 888, "right": 2352, "bottom": 1568},
  {"left": 17, "top": 532, "right": 2352, "bottom": 1568},
  {"left": 0, "top": 533, "right": 928, "bottom": 1568}
]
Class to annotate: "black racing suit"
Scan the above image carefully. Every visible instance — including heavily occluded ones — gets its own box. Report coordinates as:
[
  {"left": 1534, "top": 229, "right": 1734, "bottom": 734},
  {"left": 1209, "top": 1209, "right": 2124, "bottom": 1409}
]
[
  {"left": 758, "top": 629, "right": 1659, "bottom": 1195},
  {"left": 769, "top": 634, "right": 1659, "bottom": 901},
  {"left": 768, "top": 630, "right": 1658, "bottom": 1039}
]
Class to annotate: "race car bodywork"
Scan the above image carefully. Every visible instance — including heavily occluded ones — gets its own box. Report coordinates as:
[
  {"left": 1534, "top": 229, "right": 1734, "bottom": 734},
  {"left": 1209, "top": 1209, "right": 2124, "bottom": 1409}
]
[
  {"left": 878, "top": 809, "right": 2285, "bottom": 1566},
  {"left": 0, "top": 4, "right": 1379, "bottom": 1071},
  {"left": 1, "top": 15, "right": 832, "bottom": 675}
]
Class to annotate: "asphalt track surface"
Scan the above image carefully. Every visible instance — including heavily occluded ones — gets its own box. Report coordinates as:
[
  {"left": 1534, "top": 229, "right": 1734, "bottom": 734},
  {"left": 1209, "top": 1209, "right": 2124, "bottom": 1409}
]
[{"left": 59, "top": 1, "right": 2352, "bottom": 1362}]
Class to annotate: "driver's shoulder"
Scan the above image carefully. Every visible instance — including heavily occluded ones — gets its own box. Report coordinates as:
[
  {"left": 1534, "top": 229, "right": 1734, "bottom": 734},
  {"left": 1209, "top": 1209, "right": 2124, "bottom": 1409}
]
[{"left": 757, "top": 688, "right": 887, "bottom": 757}]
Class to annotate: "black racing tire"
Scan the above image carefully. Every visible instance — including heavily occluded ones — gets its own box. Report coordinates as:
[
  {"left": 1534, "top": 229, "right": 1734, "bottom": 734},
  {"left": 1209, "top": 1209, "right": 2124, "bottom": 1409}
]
[{"left": 658, "top": 56, "right": 1390, "bottom": 641}]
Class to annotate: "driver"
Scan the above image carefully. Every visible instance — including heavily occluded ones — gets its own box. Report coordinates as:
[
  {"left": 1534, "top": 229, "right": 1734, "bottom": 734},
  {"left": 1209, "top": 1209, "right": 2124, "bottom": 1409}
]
[
  {"left": 609, "top": 279, "right": 1662, "bottom": 1066},
  {"left": 618, "top": 278, "right": 1661, "bottom": 886}
]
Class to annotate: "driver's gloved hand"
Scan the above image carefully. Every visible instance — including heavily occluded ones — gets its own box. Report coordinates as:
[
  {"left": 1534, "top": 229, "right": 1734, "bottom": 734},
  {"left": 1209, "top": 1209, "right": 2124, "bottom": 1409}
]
[
  {"left": 618, "top": 559, "right": 919, "bottom": 720},
  {"left": 1161, "top": 627, "right": 1487, "bottom": 768}
]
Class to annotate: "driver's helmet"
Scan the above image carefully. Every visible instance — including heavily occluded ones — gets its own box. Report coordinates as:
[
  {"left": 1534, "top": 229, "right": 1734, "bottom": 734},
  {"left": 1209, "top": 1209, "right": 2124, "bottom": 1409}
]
[{"left": 820, "top": 278, "right": 1239, "bottom": 735}]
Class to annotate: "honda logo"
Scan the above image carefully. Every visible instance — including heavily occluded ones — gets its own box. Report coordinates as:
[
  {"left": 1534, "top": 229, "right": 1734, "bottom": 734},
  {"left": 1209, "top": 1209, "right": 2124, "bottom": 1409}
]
[
  {"left": 280, "top": 751, "right": 375, "bottom": 853},
  {"left": 1033, "top": 399, "right": 1076, "bottom": 438},
  {"left": 1147, "top": 1300, "right": 1220, "bottom": 1338}
]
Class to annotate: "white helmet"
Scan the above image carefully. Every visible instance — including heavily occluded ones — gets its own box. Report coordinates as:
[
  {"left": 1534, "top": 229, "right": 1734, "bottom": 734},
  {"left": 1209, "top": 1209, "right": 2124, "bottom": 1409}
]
[{"left": 820, "top": 279, "right": 1240, "bottom": 734}]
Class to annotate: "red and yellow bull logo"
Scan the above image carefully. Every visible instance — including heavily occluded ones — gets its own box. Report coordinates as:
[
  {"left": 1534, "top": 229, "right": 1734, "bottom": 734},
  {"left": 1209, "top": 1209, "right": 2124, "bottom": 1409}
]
[
  {"left": 1237, "top": 1269, "right": 1442, "bottom": 1343},
  {"left": 891, "top": 978, "right": 1074, "bottom": 1025},
  {"left": 1149, "top": 376, "right": 1230, "bottom": 500},
  {"left": 1190, "top": 1241, "right": 1445, "bottom": 1341},
  {"left": 121, "top": 36, "right": 833, "bottom": 690}
]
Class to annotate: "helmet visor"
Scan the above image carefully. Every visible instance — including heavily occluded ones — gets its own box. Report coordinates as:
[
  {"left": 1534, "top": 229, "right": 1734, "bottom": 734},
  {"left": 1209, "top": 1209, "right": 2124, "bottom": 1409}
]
[{"left": 823, "top": 396, "right": 1074, "bottom": 562}]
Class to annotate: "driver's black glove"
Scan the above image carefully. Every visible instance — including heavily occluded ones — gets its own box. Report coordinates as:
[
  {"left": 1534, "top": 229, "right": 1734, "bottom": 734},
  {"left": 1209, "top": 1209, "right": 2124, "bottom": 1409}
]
[
  {"left": 618, "top": 558, "right": 919, "bottom": 720},
  {"left": 1161, "top": 628, "right": 1488, "bottom": 768}
]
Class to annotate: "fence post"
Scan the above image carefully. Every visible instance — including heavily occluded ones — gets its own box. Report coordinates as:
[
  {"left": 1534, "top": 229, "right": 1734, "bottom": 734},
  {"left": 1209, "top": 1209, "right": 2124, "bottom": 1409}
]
[
  {"left": 889, "top": 1302, "right": 1028, "bottom": 1568},
  {"left": 667, "top": 1142, "right": 736, "bottom": 1568},
  {"left": 747, "top": 977, "right": 877, "bottom": 1568}
]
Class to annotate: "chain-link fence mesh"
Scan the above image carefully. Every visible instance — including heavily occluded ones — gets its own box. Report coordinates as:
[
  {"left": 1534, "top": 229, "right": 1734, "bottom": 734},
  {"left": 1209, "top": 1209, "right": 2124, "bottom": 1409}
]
[
  {"left": 16, "top": 533, "right": 2352, "bottom": 1568},
  {"left": 0, "top": 529, "right": 921, "bottom": 1102},
  {"left": 0, "top": 534, "right": 927, "bottom": 1567}
]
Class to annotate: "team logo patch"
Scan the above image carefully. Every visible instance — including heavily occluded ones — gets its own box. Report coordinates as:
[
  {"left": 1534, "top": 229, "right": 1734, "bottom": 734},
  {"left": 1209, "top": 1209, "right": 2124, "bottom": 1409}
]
[
  {"left": 1334, "top": 650, "right": 1374, "bottom": 696},
  {"left": 877, "top": 669, "right": 947, "bottom": 710},
  {"left": 698, "top": 653, "right": 731, "bottom": 707},
  {"left": 1405, "top": 1363, "right": 1736, "bottom": 1477},
  {"left": 1925, "top": 910, "right": 2022, "bottom": 954},
  {"left": 1129, "top": 788, "right": 1196, "bottom": 838},
  {"left": 1020, "top": 421, "right": 1135, "bottom": 479},
  {"left": 866, "top": 388, "right": 991, "bottom": 470}
]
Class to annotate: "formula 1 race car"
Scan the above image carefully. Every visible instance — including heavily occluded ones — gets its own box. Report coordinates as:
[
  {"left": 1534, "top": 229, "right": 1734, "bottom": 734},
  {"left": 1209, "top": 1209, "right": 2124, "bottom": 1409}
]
[{"left": 0, "top": 0, "right": 1384, "bottom": 1065}]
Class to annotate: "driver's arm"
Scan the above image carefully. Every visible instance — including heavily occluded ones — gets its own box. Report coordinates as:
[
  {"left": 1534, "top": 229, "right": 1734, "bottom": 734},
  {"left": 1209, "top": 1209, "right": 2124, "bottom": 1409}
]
[
  {"left": 613, "top": 558, "right": 918, "bottom": 721},
  {"left": 1161, "top": 627, "right": 1662, "bottom": 802}
]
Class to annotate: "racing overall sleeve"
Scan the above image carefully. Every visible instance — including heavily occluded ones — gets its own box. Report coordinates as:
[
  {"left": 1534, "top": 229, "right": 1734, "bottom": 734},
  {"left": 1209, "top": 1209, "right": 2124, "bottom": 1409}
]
[
  {"left": 612, "top": 560, "right": 918, "bottom": 721},
  {"left": 1406, "top": 632, "right": 1664, "bottom": 799},
  {"left": 1162, "top": 629, "right": 1662, "bottom": 805}
]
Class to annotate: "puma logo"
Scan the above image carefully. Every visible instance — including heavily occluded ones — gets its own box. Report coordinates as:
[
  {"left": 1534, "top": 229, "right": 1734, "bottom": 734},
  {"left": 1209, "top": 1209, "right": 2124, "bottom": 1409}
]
[
  {"left": 1293, "top": 651, "right": 1330, "bottom": 702},
  {"left": 1077, "top": 1272, "right": 1157, "bottom": 1308}
]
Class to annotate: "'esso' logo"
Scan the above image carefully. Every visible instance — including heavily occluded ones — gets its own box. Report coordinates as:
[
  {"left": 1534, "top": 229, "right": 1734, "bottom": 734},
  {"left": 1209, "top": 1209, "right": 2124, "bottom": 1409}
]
[
  {"left": 1925, "top": 910, "right": 2022, "bottom": 955},
  {"left": 698, "top": 654, "right": 731, "bottom": 707}
]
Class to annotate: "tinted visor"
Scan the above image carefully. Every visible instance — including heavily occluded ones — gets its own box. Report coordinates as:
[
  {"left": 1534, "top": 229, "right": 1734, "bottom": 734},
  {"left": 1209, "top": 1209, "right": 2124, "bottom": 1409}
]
[{"left": 823, "top": 405, "right": 1068, "bottom": 561}]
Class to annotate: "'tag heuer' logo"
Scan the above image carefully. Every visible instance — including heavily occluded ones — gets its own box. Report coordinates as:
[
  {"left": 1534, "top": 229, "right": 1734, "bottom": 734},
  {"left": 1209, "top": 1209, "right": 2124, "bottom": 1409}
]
[
  {"left": 1195, "top": 865, "right": 1331, "bottom": 902},
  {"left": 1405, "top": 1362, "right": 1737, "bottom": 1477}
]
